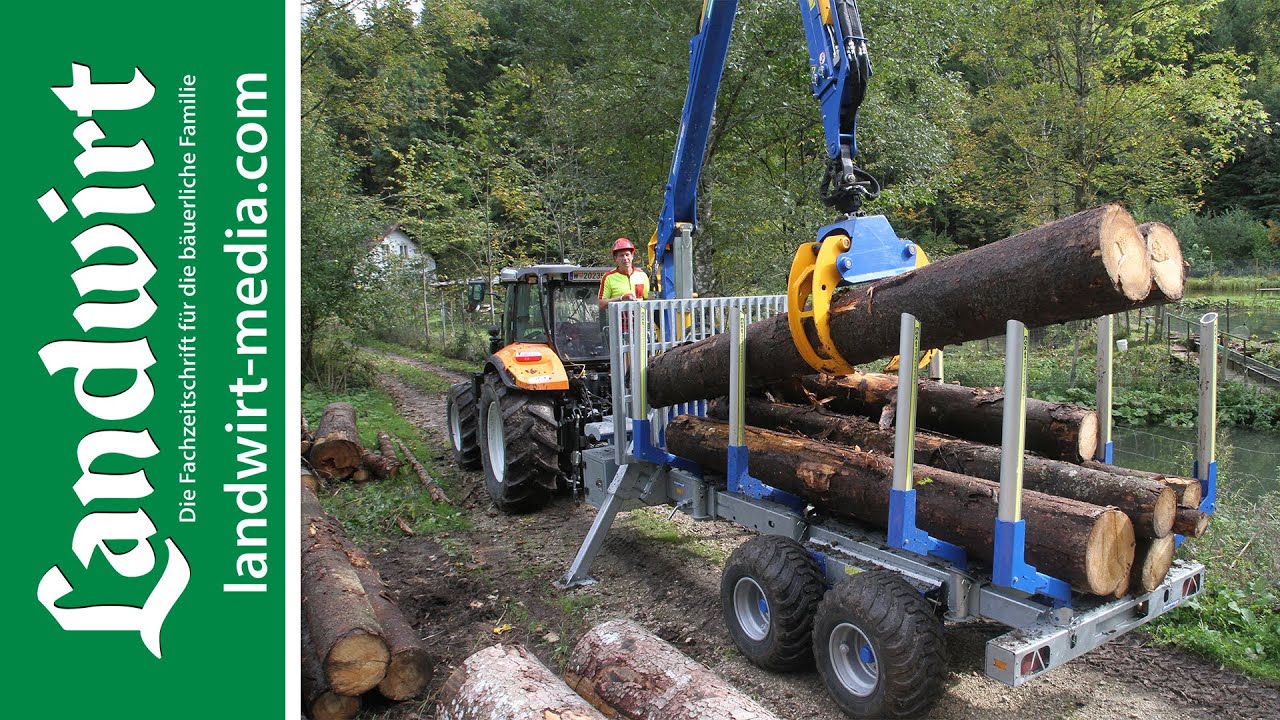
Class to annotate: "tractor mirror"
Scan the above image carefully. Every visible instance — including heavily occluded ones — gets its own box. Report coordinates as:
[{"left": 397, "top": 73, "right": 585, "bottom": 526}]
[{"left": 488, "top": 324, "right": 502, "bottom": 353}]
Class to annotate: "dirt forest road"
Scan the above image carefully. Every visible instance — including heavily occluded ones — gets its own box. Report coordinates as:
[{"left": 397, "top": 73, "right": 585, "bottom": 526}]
[{"left": 363, "top": 352, "right": 1280, "bottom": 720}]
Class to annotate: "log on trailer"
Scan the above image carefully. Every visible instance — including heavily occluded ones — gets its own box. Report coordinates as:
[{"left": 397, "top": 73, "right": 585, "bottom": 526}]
[
  {"left": 1081, "top": 460, "right": 1202, "bottom": 508},
  {"left": 1172, "top": 507, "right": 1210, "bottom": 538},
  {"left": 666, "top": 416, "right": 1134, "bottom": 596},
  {"left": 772, "top": 371, "right": 1098, "bottom": 462},
  {"left": 436, "top": 644, "right": 605, "bottom": 720},
  {"left": 648, "top": 204, "right": 1165, "bottom": 409},
  {"left": 301, "top": 480, "right": 390, "bottom": 695},
  {"left": 565, "top": 618, "right": 782, "bottom": 720},
  {"left": 709, "top": 397, "right": 1174, "bottom": 538},
  {"left": 302, "top": 621, "right": 360, "bottom": 720},
  {"left": 310, "top": 402, "right": 363, "bottom": 480},
  {"left": 1127, "top": 535, "right": 1176, "bottom": 595}
]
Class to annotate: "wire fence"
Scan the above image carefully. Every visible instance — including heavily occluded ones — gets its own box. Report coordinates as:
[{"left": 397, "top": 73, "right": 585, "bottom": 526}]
[{"left": 1110, "top": 426, "right": 1278, "bottom": 495}]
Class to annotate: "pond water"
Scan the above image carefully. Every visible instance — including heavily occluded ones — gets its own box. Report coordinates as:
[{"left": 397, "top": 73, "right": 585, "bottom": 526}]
[{"left": 1111, "top": 424, "right": 1279, "bottom": 499}]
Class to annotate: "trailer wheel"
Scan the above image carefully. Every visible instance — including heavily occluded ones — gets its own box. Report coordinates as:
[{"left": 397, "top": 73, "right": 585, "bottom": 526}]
[
  {"left": 446, "top": 382, "right": 482, "bottom": 470},
  {"left": 721, "top": 535, "right": 825, "bottom": 672},
  {"left": 813, "top": 570, "right": 946, "bottom": 719},
  {"left": 477, "top": 375, "right": 558, "bottom": 513}
]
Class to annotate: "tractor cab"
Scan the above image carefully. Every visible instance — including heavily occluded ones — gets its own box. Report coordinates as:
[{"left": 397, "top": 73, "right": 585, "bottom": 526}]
[{"left": 494, "top": 265, "right": 613, "bottom": 364}]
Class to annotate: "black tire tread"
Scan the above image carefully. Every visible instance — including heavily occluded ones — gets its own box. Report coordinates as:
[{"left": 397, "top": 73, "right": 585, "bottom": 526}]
[
  {"left": 478, "top": 376, "right": 560, "bottom": 513},
  {"left": 446, "top": 382, "right": 482, "bottom": 470},
  {"left": 814, "top": 570, "right": 947, "bottom": 719},
  {"left": 722, "top": 535, "right": 825, "bottom": 672}
]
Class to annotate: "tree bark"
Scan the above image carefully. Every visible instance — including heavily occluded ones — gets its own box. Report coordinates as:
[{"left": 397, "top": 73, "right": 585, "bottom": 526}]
[
  {"left": 301, "top": 480, "right": 389, "bottom": 695},
  {"left": 302, "top": 462, "right": 319, "bottom": 496},
  {"left": 360, "top": 448, "right": 400, "bottom": 480},
  {"left": 710, "top": 398, "right": 1174, "bottom": 538},
  {"left": 377, "top": 431, "right": 402, "bottom": 474},
  {"left": 648, "top": 204, "right": 1156, "bottom": 408},
  {"left": 310, "top": 402, "right": 363, "bottom": 480},
  {"left": 302, "top": 621, "right": 361, "bottom": 720},
  {"left": 1127, "top": 535, "right": 1176, "bottom": 596},
  {"left": 345, "top": 551, "right": 431, "bottom": 701},
  {"left": 1081, "top": 460, "right": 1202, "bottom": 508},
  {"left": 1172, "top": 507, "right": 1209, "bottom": 538},
  {"left": 1138, "top": 222, "right": 1185, "bottom": 303},
  {"left": 565, "top": 619, "right": 782, "bottom": 720},
  {"left": 666, "top": 416, "right": 1134, "bottom": 596},
  {"left": 436, "top": 644, "right": 605, "bottom": 720},
  {"left": 394, "top": 435, "right": 450, "bottom": 504},
  {"left": 772, "top": 372, "right": 1098, "bottom": 462}
]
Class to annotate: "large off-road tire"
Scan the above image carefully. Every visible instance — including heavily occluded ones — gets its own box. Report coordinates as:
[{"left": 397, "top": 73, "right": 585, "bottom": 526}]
[
  {"left": 721, "top": 535, "right": 825, "bottom": 672},
  {"left": 477, "top": 375, "right": 559, "bottom": 513},
  {"left": 446, "top": 382, "right": 481, "bottom": 470},
  {"left": 813, "top": 570, "right": 947, "bottom": 719}
]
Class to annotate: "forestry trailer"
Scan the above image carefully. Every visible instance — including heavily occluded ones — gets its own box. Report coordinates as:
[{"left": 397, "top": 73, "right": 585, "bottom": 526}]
[{"left": 446, "top": 1, "right": 1218, "bottom": 717}]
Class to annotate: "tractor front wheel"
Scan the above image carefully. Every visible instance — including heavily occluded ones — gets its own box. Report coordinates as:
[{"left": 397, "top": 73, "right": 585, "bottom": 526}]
[{"left": 477, "top": 375, "right": 559, "bottom": 513}]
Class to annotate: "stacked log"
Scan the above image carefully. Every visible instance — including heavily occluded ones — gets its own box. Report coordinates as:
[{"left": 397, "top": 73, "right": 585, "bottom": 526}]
[
  {"left": 666, "top": 416, "right": 1134, "bottom": 596},
  {"left": 436, "top": 644, "right": 605, "bottom": 720},
  {"left": 565, "top": 619, "right": 782, "bottom": 720},
  {"left": 710, "top": 398, "right": 1175, "bottom": 538},
  {"left": 648, "top": 204, "right": 1160, "bottom": 408},
  {"left": 1128, "top": 535, "right": 1176, "bottom": 595},
  {"left": 309, "top": 403, "right": 363, "bottom": 479},
  {"left": 301, "top": 479, "right": 430, "bottom": 717},
  {"left": 771, "top": 372, "right": 1098, "bottom": 462},
  {"left": 1082, "top": 460, "right": 1202, "bottom": 508}
]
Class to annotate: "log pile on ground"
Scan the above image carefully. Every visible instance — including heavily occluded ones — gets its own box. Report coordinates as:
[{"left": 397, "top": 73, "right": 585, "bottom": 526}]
[
  {"left": 302, "top": 405, "right": 406, "bottom": 486},
  {"left": 300, "top": 479, "right": 430, "bottom": 718},
  {"left": 436, "top": 644, "right": 605, "bottom": 720}
]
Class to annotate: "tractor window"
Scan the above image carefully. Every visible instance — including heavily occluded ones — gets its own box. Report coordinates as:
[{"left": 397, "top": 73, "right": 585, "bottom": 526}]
[
  {"left": 512, "top": 282, "right": 547, "bottom": 342},
  {"left": 552, "top": 285, "right": 606, "bottom": 360}
]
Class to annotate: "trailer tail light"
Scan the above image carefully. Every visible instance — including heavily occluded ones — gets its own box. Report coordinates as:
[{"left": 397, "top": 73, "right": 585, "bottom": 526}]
[
  {"left": 1020, "top": 647, "right": 1049, "bottom": 678},
  {"left": 1182, "top": 573, "right": 1203, "bottom": 597},
  {"left": 514, "top": 350, "right": 543, "bottom": 363}
]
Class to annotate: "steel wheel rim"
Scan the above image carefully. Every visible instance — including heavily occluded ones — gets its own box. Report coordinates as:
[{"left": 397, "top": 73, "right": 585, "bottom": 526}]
[
  {"left": 829, "top": 622, "right": 878, "bottom": 697},
  {"left": 448, "top": 400, "right": 463, "bottom": 451},
  {"left": 486, "top": 398, "right": 505, "bottom": 484},
  {"left": 733, "top": 577, "right": 770, "bottom": 641}
]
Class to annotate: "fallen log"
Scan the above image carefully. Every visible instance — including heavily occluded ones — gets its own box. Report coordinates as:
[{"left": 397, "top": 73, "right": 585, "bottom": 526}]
[
  {"left": 436, "top": 644, "right": 605, "bottom": 720},
  {"left": 1127, "top": 535, "right": 1176, "bottom": 596},
  {"left": 340, "top": 548, "right": 430, "bottom": 701},
  {"left": 709, "top": 398, "right": 1174, "bottom": 538},
  {"left": 649, "top": 204, "right": 1157, "bottom": 408},
  {"left": 565, "top": 618, "right": 782, "bottom": 720},
  {"left": 1172, "top": 507, "right": 1209, "bottom": 538},
  {"left": 773, "top": 372, "right": 1098, "bottom": 462},
  {"left": 310, "top": 402, "right": 363, "bottom": 480},
  {"left": 1138, "top": 222, "right": 1186, "bottom": 302},
  {"left": 1081, "top": 461, "right": 1202, "bottom": 508},
  {"left": 377, "top": 431, "right": 402, "bottom": 474},
  {"left": 301, "top": 480, "right": 389, "bottom": 695},
  {"left": 394, "top": 435, "right": 450, "bottom": 504},
  {"left": 302, "top": 621, "right": 360, "bottom": 720},
  {"left": 302, "top": 462, "right": 319, "bottom": 496},
  {"left": 667, "top": 416, "right": 1134, "bottom": 595},
  {"left": 360, "top": 448, "right": 399, "bottom": 480}
]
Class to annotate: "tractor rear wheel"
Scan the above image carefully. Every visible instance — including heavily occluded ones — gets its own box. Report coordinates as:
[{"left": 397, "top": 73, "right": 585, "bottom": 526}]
[
  {"left": 477, "top": 375, "right": 559, "bottom": 513},
  {"left": 446, "top": 382, "right": 481, "bottom": 470},
  {"left": 812, "top": 570, "right": 947, "bottom": 719}
]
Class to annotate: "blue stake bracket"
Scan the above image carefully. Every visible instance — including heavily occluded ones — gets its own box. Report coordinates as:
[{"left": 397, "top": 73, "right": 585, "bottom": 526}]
[
  {"left": 887, "top": 488, "right": 967, "bottom": 569},
  {"left": 992, "top": 518, "right": 1072, "bottom": 607},
  {"left": 727, "top": 444, "right": 806, "bottom": 512}
]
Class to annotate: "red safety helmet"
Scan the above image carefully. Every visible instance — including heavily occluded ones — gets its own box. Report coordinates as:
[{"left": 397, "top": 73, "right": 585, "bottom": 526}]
[{"left": 611, "top": 237, "right": 636, "bottom": 254}]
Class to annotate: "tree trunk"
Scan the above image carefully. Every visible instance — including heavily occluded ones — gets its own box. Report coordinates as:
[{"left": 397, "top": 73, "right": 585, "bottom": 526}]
[
  {"left": 436, "top": 644, "right": 605, "bottom": 720},
  {"left": 301, "top": 481, "right": 389, "bottom": 695},
  {"left": 302, "top": 621, "right": 360, "bottom": 720},
  {"left": 710, "top": 398, "right": 1174, "bottom": 538},
  {"left": 772, "top": 372, "right": 1098, "bottom": 462},
  {"left": 1081, "top": 460, "right": 1202, "bottom": 508},
  {"left": 648, "top": 204, "right": 1157, "bottom": 408},
  {"left": 1138, "top": 222, "right": 1185, "bottom": 303},
  {"left": 394, "top": 435, "right": 450, "bottom": 504},
  {"left": 360, "top": 448, "right": 400, "bottom": 480},
  {"left": 1172, "top": 507, "right": 1209, "bottom": 538},
  {"left": 666, "top": 416, "right": 1133, "bottom": 596},
  {"left": 1127, "top": 535, "right": 1176, "bottom": 596},
  {"left": 565, "top": 619, "right": 782, "bottom": 720},
  {"left": 377, "top": 431, "right": 402, "bottom": 473},
  {"left": 310, "top": 402, "right": 363, "bottom": 480}
]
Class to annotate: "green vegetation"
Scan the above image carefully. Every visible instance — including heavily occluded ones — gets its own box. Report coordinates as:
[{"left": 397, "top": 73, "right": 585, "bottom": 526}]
[
  {"left": 302, "top": 383, "right": 468, "bottom": 545},
  {"left": 620, "top": 508, "right": 728, "bottom": 565}
]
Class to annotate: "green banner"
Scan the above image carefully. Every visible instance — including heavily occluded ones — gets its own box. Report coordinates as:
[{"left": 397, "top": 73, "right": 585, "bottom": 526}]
[{"left": 8, "top": 3, "right": 290, "bottom": 717}]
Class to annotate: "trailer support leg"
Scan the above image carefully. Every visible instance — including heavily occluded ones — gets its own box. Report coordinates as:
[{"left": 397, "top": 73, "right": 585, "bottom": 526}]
[{"left": 556, "top": 464, "right": 659, "bottom": 589}]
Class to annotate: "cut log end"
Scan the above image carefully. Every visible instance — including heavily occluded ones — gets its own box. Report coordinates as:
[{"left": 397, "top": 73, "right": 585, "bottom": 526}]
[
  {"left": 1173, "top": 507, "right": 1210, "bottom": 538},
  {"left": 1131, "top": 535, "right": 1176, "bottom": 595},
  {"left": 1138, "top": 222, "right": 1186, "bottom": 301},
  {"left": 1101, "top": 204, "right": 1154, "bottom": 301},
  {"left": 309, "top": 693, "right": 360, "bottom": 720},
  {"left": 327, "top": 633, "right": 391, "bottom": 696},
  {"left": 1148, "top": 487, "right": 1178, "bottom": 539},
  {"left": 379, "top": 648, "right": 431, "bottom": 701},
  {"left": 1077, "top": 412, "right": 1099, "bottom": 462},
  {"left": 1086, "top": 509, "right": 1136, "bottom": 595}
]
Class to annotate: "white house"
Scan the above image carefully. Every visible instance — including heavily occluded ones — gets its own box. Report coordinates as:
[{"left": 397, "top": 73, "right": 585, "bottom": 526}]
[{"left": 370, "top": 224, "right": 436, "bottom": 279}]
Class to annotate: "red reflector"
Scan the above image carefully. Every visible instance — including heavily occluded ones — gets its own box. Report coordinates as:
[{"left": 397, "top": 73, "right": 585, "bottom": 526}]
[
  {"left": 1020, "top": 647, "right": 1049, "bottom": 676},
  {"left": 514, "top": 351, "right": 543, "bottom": 363}
]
